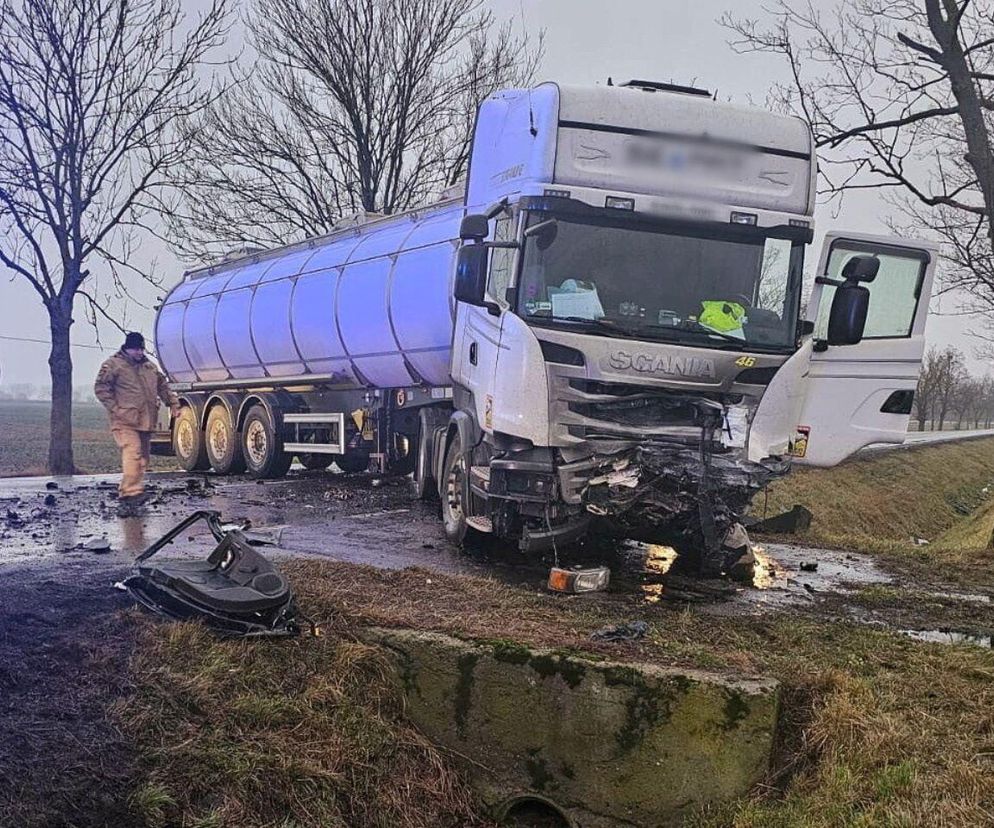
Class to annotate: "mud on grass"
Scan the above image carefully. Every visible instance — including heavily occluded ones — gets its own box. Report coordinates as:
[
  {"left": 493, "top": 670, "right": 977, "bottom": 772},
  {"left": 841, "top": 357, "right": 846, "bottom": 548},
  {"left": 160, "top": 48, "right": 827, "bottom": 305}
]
[{"left": 8, "top": 557, "right": 994, "bottom": 827}]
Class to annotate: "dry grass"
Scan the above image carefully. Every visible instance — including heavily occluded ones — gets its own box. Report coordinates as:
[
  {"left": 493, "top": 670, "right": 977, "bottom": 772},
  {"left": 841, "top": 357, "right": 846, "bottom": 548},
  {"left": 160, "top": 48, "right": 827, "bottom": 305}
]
[
  {"left": 115, "top": 611, "right": 489, "bottom": 828},
  {"left": 99, "top": 558, "right": 994, "bottom": 827},
  {"left": 757, "top": 438, "right": 994, "bottom": 577},
  {"left": 0, "top": 399, "right": 178, "bottom": 476}
]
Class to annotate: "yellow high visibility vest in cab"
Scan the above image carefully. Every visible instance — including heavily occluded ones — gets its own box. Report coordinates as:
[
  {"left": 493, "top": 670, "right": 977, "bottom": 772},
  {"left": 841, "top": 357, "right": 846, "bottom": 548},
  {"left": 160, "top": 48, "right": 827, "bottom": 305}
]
[{"left": 699, "top": 300, "right": 747, "bottom": 337}]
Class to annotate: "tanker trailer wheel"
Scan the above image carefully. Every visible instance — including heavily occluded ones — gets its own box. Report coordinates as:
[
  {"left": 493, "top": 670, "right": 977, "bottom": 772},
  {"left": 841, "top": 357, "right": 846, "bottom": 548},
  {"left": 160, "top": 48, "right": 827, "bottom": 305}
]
[
  {"left": 241, "top": 404, "right": 292, "bottom": 479},
  {"left": 205, "top": 405, "right": 246, "bottom": 475},
  {"left": 173, "top": 405, "right": 209, "bottom": 472},
  {"left": 441, "top": 432, "right": 482, "bottom": 546},
  {"left": 335, "top": 450, "right": 370, "bottom": 474},
  {"left": 299, "top": 453, "right": 331, "bottom": 471}
]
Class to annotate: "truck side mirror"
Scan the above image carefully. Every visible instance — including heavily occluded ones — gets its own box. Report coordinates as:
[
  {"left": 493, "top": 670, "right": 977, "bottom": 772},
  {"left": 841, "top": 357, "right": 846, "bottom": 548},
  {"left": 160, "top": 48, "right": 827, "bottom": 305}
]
[
  {"left": 841, "top": 254, "right": 879, "bottom": 283},
  {"left": 454, "top": 245, "right": 489, "bottom": 306},
  {"left": 827, "top": 282, "right": 870, "bottom": 345},
  {"left": 459, "top": 214, "right": 489, "bottom": 241}
]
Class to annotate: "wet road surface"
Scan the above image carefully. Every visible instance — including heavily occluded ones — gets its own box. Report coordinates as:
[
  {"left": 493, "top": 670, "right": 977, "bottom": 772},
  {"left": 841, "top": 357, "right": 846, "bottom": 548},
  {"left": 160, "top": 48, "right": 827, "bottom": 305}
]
[{"left": 1, "top": 468, "right": 897, "bottom": 619}]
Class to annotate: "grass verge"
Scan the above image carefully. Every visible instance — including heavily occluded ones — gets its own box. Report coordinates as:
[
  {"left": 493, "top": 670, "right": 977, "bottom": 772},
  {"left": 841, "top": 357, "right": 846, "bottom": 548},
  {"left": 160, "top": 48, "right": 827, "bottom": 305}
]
[
  {"left": 113, "top": 561, "right": 994, "bottom": 827},
  {"left": 757, "top": 438, "right": 994, "bottom": 577},
  {"left": 115, "top": 610, "right": 487, "bottom": 828},
  {"left": 0, "top": 399, "right": 177, "bottom": 476}
]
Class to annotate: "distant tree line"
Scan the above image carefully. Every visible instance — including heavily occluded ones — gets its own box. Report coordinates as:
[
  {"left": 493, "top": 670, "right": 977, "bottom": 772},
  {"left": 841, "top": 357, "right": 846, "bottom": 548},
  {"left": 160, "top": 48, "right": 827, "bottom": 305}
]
[
  {"left": 914, "top": 347, "right": 994, "bottom": 431},
  {"left": 0, "top": 384, "right": 97, "bottom": 402}
]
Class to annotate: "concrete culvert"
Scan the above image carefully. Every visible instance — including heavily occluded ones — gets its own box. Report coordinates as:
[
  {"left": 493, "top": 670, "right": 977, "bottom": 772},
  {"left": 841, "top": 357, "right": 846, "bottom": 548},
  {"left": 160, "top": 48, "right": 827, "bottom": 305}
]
[{"left": 500, "top": 796, "right": 572, "bottom": 828}]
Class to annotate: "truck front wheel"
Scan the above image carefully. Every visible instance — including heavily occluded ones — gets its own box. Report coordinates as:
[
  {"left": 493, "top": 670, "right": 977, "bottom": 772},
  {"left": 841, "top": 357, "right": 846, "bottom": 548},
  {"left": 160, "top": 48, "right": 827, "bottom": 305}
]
[
  {"left": 441, "top": 433, "right": 483, "bottom": 546},
  {"left": 241, "top": 405, "right": 292, "bottom": 479},
  {"left": 173, "top": 406, "right": 209, "bottom": 472}
]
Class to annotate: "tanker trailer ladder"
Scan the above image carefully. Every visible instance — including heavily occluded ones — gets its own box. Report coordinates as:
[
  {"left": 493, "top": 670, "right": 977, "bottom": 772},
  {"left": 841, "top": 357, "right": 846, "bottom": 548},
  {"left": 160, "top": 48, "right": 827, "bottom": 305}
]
[{"left": 282, "top": 412, "right": 346, "bottom": 457}]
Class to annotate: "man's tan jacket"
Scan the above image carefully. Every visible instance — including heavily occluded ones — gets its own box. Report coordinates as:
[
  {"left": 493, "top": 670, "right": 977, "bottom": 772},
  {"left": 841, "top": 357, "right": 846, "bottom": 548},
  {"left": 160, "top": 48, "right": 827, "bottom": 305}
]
[{"left": 94, "top": 351, "right": 178, "bottom": 432}]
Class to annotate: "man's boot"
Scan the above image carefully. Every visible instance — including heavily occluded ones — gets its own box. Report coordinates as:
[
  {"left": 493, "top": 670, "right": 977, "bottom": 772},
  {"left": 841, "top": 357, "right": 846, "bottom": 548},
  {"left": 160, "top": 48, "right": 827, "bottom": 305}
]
[{"left": 116, "top": 492, "right": 149, "bottom": 518}]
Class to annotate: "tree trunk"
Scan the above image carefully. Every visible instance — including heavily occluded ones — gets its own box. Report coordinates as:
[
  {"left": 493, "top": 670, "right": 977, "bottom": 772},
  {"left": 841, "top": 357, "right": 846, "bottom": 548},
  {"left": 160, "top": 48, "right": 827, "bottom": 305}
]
[{"left": 47, "top": 303, "right": 75, "bottom": 475}]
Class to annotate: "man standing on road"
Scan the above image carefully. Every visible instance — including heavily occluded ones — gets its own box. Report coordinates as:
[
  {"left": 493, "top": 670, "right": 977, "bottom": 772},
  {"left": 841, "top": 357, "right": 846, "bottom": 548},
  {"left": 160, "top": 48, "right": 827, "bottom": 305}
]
[{"left": 94, "top": 332, "right": 180, "bottom": 516}]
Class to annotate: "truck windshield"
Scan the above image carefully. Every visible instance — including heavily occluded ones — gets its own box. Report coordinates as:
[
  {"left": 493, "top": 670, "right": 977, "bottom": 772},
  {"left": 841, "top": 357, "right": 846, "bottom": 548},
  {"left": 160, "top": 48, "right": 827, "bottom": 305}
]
[{"left": 517, "top": 212, "right": 805, "bottom": 352}]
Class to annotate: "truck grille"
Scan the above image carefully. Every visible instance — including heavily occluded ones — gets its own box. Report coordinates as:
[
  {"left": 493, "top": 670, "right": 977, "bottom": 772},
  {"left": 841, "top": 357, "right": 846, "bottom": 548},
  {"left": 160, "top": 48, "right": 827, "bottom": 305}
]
[{"left": 548, "top": 369, "right": 724, "bottom": 445}]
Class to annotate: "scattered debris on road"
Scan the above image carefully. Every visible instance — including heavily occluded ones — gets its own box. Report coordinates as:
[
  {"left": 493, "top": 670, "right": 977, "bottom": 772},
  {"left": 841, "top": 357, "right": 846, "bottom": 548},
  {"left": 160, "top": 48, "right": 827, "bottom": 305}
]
[{"left": 84, "top": 538, "right": 111, "bottom": 554}]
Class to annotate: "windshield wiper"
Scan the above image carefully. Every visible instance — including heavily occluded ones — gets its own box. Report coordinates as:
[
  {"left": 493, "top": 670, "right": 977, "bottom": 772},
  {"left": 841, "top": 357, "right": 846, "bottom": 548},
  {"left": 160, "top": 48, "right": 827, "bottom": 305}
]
[
  {"left": 530, "top": 314, "right": 640, "bottom": 337},
  {"left": 663, "top": 321, "right": 748, "bottom": 346}
]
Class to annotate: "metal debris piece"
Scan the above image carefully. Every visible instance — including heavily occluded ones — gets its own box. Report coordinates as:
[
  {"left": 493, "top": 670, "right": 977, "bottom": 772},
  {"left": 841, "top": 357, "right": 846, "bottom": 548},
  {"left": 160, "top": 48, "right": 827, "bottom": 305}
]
[
  {"left": 85, "top": 537, "right": 111, "bottom": 554},
  {"left": 548, "top": 565, "right": 610, "bottom": 594}
]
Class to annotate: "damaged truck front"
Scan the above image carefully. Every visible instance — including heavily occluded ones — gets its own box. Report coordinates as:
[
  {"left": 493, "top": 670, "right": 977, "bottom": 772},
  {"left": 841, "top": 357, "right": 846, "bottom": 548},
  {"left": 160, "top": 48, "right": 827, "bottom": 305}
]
[{"left": 156, "top": 79, "right": 938, "bottom": 575}]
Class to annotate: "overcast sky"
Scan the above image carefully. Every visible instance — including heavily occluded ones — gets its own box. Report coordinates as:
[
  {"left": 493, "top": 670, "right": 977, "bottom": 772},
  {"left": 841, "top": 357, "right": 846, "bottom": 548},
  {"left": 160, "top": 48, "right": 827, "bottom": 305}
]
[{"left": 0, "top": 0, "right": 982, "bottom": 391}]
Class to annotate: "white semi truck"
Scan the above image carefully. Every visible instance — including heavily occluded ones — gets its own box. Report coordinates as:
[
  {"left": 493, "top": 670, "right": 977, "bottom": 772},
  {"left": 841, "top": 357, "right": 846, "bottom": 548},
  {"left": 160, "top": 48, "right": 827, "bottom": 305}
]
[{"left": 155, "top": 80, "right": 938, "bottom": 574}]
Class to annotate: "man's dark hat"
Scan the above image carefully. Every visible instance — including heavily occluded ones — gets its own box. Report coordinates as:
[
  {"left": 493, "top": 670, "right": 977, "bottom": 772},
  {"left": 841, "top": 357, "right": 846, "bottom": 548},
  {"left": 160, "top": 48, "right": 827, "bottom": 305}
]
[{"left": 124, "top": 332, "right": 145, "bottom": 350}]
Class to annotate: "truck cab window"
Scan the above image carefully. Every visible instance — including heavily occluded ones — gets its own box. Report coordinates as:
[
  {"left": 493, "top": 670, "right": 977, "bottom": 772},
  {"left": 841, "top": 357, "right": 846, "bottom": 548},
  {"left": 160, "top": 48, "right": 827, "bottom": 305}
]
[
  {"left": 487, "top": 217, "right": 515, "bottom": 306},
  {"left": 814, "top": 244, "right": 927, "bottom": 339}
]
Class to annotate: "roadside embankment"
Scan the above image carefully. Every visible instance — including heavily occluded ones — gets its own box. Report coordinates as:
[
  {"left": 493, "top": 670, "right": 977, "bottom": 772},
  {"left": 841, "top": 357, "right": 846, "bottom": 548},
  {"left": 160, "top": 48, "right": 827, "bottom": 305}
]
[{"left": 758, "top": 437, "right": 994, "bottom": 572}]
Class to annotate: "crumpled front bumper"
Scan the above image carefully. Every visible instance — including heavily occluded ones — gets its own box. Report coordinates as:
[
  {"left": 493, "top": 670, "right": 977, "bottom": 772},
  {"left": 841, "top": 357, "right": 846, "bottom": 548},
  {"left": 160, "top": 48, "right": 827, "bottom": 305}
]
[{"left": 558, "top": 442, "right": 790, "bottom": 546}]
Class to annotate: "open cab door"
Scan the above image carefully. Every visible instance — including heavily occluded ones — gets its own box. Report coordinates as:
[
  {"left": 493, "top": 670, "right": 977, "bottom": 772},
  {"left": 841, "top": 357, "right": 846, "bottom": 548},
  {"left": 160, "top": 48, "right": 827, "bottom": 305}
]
[{"left": 792, "top": 231, "right": 939, "bottom": 467}]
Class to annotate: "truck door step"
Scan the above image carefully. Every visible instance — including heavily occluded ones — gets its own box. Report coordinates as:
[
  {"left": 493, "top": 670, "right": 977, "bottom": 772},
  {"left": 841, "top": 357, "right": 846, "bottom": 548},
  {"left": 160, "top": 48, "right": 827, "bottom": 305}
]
[{"left": 465, "top": 516, "right": 494, "bottom": 533}]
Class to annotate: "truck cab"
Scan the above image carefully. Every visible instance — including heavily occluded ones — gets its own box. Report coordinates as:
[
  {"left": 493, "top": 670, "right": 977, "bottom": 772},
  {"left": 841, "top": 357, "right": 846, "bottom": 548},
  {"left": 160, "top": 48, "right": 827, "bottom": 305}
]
[{"left": 434, "top": 80, "right": 936, "bottom": 568}]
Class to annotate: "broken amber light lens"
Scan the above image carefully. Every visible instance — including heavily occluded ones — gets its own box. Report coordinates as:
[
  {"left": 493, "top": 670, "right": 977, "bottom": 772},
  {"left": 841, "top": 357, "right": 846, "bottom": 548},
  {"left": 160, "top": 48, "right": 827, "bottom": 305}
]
[{"left": 547, "top": 566, "right": 610, "bottom": 593}]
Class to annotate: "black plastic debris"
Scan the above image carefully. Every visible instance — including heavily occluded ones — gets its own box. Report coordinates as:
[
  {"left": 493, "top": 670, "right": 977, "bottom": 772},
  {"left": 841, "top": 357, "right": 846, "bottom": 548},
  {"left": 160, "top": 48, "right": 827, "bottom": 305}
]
[
  {"left": 800, "top": 561, "right": 818, "bottom": 573},
  {"left": 591, "top": 620, "right": 649, "bottom": 642},
  {"left": 747, "top": 505, "right": 813, "bottom": 535},
  {"left": 122, "top": 510, "right": 302, "bottom": 638},
  {"left": 43, "top": 494, "right": 57, "bottom": 507},
  {"left": 4, "top": 509, "right": 25, "bottom": 529},
  {"left": 45, "top": 481, "right": 58, "bottom": 490}
]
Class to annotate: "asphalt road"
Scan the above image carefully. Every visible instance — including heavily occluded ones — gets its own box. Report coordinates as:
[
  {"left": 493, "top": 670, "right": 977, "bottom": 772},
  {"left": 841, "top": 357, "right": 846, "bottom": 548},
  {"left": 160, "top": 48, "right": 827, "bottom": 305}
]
[{"left": 0, "top": 467, "right": 893, "bottom": 620}]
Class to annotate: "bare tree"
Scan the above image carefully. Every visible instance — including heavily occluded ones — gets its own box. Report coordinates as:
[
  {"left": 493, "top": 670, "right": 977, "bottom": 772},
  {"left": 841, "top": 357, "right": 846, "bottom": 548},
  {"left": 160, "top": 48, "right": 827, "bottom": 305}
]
[
  {"left": 0, "top": 0, "right": 230, "bottom": 473},
  {"left": 936, "top": 346, "right": 967, "bottom": 429},
  {"left": 168, "top": 0, "right": 542, "bottom": 260},
  {"left": 722, "top": 1, "right": 994, "bottom": 341},
  {"left": 914, "top": 346, "right": 944, "bottom": 430},
  {"left": 913, "top": 345, "right": 967, "bottom": 429}
]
